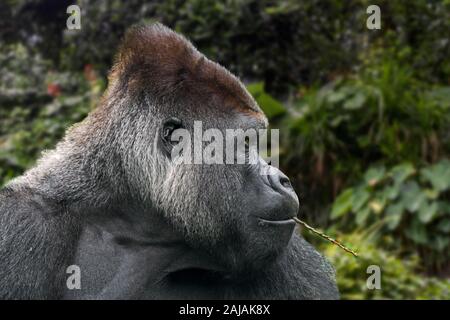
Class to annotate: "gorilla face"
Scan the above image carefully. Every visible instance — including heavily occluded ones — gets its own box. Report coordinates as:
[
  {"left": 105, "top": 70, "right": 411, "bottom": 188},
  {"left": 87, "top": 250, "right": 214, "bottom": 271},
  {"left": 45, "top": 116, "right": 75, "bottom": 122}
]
[
  {"left": 151, "top": 110, "right": 299, "bottom": 274},
  {"left": 113, "top": 23, "right": 299, "bottom": 274}
]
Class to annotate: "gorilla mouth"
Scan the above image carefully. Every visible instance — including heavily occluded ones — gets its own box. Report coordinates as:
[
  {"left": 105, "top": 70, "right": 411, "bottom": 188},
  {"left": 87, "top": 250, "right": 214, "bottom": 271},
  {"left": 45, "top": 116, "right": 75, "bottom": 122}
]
[{"left": 255, "top": 216, "right": 296, "bottom": 226}]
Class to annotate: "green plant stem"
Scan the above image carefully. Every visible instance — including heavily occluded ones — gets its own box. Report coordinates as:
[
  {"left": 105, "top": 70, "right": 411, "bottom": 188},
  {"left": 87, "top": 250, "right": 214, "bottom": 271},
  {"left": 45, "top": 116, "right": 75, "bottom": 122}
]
[{"left": 294, "top": 217, "right": 358, "bottom": 257}]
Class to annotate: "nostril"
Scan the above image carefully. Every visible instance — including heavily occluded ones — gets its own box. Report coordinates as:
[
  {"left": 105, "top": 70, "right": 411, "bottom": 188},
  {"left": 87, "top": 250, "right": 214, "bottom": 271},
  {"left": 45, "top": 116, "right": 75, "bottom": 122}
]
[
  {"left": 266, "top": 167, "right": 294, "bottom": 193},
  {"left": 279, "top": 176, "right": 292, "bottom": 189}
]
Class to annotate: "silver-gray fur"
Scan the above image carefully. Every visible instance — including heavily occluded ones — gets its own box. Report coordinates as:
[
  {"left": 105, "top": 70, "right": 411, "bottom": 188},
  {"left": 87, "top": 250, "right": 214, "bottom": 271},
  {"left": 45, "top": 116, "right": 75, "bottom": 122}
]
[{"left": 0, "top": 23, "right": 339, "bottom": 299}]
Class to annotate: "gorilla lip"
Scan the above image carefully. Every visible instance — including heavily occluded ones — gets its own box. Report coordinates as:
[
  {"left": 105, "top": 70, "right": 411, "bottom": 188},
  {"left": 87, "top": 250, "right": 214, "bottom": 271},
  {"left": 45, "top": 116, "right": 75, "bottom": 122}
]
[{"left": 255, "top": 217, "right": 296, "bottom": 226}]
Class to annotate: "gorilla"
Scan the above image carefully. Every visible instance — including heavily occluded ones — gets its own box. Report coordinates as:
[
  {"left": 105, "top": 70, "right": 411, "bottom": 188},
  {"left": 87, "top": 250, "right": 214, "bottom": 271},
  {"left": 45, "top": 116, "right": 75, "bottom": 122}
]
[{"left": 0, "top": 23, "right": 339, "bottom": 299}]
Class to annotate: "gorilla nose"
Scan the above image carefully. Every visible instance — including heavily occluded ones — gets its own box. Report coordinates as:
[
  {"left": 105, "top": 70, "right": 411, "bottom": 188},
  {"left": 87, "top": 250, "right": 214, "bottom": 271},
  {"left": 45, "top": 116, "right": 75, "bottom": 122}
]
[
  {"left": 260, "top": 166, "right": 299, "bottom": 222},
  {"left": 268, "top": 167, "right": 294, "bottom": 194}
]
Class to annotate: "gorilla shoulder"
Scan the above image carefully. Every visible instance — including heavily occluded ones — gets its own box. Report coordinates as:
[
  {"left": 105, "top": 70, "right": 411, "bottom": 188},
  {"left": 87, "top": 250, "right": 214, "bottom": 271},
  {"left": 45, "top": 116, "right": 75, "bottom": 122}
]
[
  {"left": 0, "top": 185, "right": 80, "bottom": 299},
  {"left": 0, "top": 23, "right": 339, "bottom": 300}
]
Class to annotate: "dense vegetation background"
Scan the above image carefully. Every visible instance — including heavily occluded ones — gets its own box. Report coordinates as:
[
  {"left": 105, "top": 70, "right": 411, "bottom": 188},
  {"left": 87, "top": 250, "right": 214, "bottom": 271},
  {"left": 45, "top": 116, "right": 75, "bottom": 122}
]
[{"left": 0, "top": 0, "right": 449, "bottom": 299}]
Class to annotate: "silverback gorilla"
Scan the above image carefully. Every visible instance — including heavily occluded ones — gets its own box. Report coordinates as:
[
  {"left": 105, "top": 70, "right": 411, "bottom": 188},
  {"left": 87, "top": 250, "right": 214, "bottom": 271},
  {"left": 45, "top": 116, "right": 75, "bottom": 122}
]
[{"left": 0, "top": 24, "right": 339, "bottom": 299}]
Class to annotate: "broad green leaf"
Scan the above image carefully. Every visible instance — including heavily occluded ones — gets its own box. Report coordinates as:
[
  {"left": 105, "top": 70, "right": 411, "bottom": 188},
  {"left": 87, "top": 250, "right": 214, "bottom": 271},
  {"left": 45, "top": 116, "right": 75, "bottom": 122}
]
[
  {"left": 437, "top": 201, "right": 450, "bottom": 215},
  {"left": 331, "top": 188, "right": 354, "bottom": 219},
  {"left": 385, "top": 203, "right": 404, "bottom": 230},
  {"left": 257, "top": 94, "right": 286, "bottom": 119},
  {"left": 327, "top": 91, "right": 347, "bottom": 104},
  {"left": 437, "top": 219, "right": 450, "bottom": 233},
  {"left": 406, "top": 220, "right": 428, "bottom": 245},
  {"left": 431, "top": 236, "right": 449, "bottom": 252},
  {"left": 364, "top": 167, "right": 386, "bottom": 187},
  {"left": 247, "top": 82, "right": 285, "bottom": 119},
  {"left": 421, "top": 159, "right": 450, "bottom": 192},
  {"left": 418, "top": 201, "right": 438, "bottom": 224},
  {"left": 383, "top": 185, "right": 400, "bottom": 200},
  {"left": 330, "top": 115, "right": 349, "bottom": 127},
  {"left": 343, "top": 92, "right": 366, "bottom": 110},
  {"left": 351, "top": 187, "right": 370, "bottom": 211},
  {"left": 424, "top": 188, "right": 439, "bottom": 200},
  {"left": 427, "top": 87, "right": 450, "bottom": 108},
  {"left": 401, "top": 181, "right": 426, "bottom": 212},
  {"left": 390, "top": 163, "right": 415, "bottom": 185},
  {"left": 247, "top": 82, "right": 264, "bottom": 96},
  {"left": 356, "top": 207, "right": 371, "bottom": 226}
]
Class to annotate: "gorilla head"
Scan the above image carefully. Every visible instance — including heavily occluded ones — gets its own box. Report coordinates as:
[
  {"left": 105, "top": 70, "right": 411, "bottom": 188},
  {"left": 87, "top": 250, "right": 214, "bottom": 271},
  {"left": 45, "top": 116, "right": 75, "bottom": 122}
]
[
  {"left": 0, "top": 23, "right": 338, "bottom": 300},
  {"left": 87, "top": 23, "right": 300, "bottom": 274}
]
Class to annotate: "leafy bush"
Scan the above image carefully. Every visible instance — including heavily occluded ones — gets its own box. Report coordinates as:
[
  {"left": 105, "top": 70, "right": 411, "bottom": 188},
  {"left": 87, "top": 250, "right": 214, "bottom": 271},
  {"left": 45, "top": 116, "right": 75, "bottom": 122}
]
[
  {"left": 331, "top": 161, "right": 450, "bottom": 272},
  {"left": 319, "top": 232, "right": 450, "bottom": 299},
  {"left": 276, "top": 61, "right": 450, "bottom": 224},
  {"left": 0, "top": 95, "right": 92, "bottom": 186},
  {"left": 3, "top": 1, "right": 448, "bottom": 96},
  {"left": 366, "top": 0, "right": 450, "bottom": 84},
  {"left": 0, "top": 45, "right": 97, "bottom": 186},
  {"left": 159, "top": 0, "right": 365, "bottom": 95},
  {"left": 0, "top": 0, "right": 368, "bottom": 96}
]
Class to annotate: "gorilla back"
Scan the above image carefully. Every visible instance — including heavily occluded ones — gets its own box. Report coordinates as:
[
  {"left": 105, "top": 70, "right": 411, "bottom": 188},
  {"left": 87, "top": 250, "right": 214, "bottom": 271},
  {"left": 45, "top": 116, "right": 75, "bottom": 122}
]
[{"left": 0, "top": 23, "right": 339, "bottom": 299}]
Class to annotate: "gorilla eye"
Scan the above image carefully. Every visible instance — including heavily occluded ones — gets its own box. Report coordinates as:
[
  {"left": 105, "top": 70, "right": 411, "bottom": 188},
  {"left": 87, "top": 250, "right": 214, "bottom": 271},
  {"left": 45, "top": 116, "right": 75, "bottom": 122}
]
[
  {"left": 162, "top": 117, "right": 183, "bottom": 142},
  {"left": 160, "top": 117, "right": 183, "bottom": 157}
]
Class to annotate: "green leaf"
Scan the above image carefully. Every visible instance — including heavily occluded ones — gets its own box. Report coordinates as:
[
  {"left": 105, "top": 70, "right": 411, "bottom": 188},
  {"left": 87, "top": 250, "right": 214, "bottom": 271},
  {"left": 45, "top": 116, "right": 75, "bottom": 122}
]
[
  {"left": 364, "top": 167, "right": 386, "bottom": 187},
  {"left": 427, "top": 87, "right": 450, "bottom": 108},
  {"left": 247, "top": 82, "right": 265, "bottom": 96},
  {"left": 356, "top": 206, "right": 371, "bottom": 226},
  {"left": 438, "top": 201, "right": 450, "bottom": 216},
  {"left": 343, "top": 92, "right": 366, "bottom": 110},
  {"left": 247, "top": 82, "right": 285, "bottom": 119},
  {"left": 406, "top": 220, "right": 428, "bottom": 245},
  {"left": 351, "top": 187, "right": 370, "bottom": 212},
  {"left": 383, "top": 185, "right": 400, "bottom": 200},
  {"left": 421, "top": 159, "right": 450, "bottom": 192},
  {"left": 424, "top": 188, "right": 439, "bottom": 200},
  {"left": 385, "top": 203, "right": 404, "bottom": 230},
  {"left": 431, "top": 236, "right": 449, "bottom": 252},
  {"left": 327, "top": 91, "right": 347, "bottom": 104},
  {"left": 418, "top": 201, "right": 438, "bottom": 224},
  {"left": 330, "top": 115, "right": 349, "bottom": 127},
  {"left": 437, "top": 219, "right": 450, "bottom": 233},
  {"left": 390, "top": 163, "right": 415, "bottom": 185},
  {"left": 331, "top": 188, "right": 354, "bottom": 219},
  {"left": 401, "top": 181, "right": 426, "bottom": 212}
]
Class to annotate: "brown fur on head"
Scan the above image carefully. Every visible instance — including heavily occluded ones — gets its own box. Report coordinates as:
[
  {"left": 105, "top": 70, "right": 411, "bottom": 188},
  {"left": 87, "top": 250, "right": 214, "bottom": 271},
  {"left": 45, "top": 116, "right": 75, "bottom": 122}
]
[{"left": 108, "top": 23, "right": 263, "bottom": 117}]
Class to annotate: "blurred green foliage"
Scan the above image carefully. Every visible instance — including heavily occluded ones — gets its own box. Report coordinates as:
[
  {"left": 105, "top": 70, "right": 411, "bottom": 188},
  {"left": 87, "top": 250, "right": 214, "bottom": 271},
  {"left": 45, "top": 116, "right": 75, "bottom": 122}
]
[
  {"left": 320, "top": 232, "right": 450, "bottom": 299},
  {"left": 2, "top": 0, "right": 448, "bottom": 96},
  {"left": 331, "top": 161, "right": 450, "bottom": 272},
  {"left": 0, "top": 43, "right": 98, "bottom": 184},
  {"left": 0, "top": 0, "right": 449, "bottom": 299},
  {"left": 271, "top": 60, "right": 450, "bottom": 229}
]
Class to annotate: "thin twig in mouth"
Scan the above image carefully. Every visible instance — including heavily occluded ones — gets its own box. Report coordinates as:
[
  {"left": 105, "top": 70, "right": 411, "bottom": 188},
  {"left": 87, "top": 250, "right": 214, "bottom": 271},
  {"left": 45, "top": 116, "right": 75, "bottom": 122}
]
[{"left": 293, "top": 217, "right": 358, "bottom": 257}]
